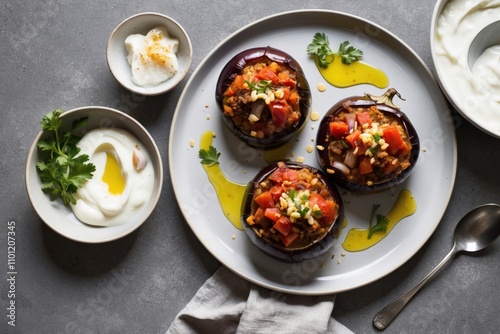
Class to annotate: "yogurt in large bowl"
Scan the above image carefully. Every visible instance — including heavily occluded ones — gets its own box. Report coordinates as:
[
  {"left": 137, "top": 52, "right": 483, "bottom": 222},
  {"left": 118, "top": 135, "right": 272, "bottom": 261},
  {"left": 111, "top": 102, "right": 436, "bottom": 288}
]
[
  {"left": 431, "top": 0, "right": 500, "bottom": 138},
  {"left": 25, "top": 106, "right": 163, "bottom": 243}
]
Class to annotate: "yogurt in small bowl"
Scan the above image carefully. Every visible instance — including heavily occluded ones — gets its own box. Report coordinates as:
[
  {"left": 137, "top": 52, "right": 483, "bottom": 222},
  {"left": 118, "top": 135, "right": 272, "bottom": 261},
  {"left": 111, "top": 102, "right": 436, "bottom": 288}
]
[
  {"left": 107, "top": 12, "right": 192, "bottom": 96},
  {"left": 431, "top": 0, "right": 500, "bottom": 138}
]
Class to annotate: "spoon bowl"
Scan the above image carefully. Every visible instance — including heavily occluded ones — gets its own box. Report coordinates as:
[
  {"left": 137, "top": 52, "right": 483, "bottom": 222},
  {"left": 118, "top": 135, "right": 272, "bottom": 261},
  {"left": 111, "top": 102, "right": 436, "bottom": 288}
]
[
  {"left": 454, "top": 203, "right": 500, "bottom": 252},
  {"left": 373, "top": 203, "right": 500, "bottom": 330},
  {"left": 468, "top": 20, "right": 500, "bottom": 70}
]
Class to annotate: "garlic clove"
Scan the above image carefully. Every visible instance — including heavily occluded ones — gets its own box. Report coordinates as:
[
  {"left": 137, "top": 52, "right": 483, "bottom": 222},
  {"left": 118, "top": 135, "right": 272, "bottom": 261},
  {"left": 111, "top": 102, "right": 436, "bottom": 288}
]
[{"left": 132, "top": 147, "right": 147, "bottom": 171}]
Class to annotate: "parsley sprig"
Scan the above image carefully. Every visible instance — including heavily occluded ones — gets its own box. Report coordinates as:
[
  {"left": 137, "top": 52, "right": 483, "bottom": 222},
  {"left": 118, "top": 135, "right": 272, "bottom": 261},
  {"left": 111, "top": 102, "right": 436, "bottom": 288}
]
[
  {"left": 367, "top": 204, "right": 389, "bottom": 239},
  {"left": 199, "top": 146, "right": 221, "bottom": 166},
  {"left": 307, "top": 32, "right": 363, "bottom": 68},
  {"left": 36, "top": 109, "right": 95, "bottom": 206}
]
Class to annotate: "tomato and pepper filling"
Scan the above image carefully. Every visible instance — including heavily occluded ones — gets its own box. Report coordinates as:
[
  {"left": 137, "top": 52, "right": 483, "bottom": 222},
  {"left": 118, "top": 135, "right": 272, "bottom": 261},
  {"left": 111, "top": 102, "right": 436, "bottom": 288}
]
[
  {"left": 246, "top": 162, "right": 339, "bottom": 249},
  {"left": 323, "top": 103, "right": 412, "bottom": 186},
  {"left": 222, "top": 60, "right": 301, "bottom": 139}
]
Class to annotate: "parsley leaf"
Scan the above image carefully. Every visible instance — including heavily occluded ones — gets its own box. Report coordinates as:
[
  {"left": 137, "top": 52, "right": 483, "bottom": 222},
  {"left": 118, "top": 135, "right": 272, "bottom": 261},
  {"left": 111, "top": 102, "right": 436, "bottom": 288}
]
[
  {"left": 36, "top": 109, "right": 95, "bottom": 206},
  {"left": 199, "top": 146, "right": 221, "bottom": 166},
  {"left": 307, "top": 32, "right": 363, "bottom": 68},
  {"left": 367, "top": 204, "right": 389, "bottom": 239},
  {"left": 337, "top": 41, "right": 364, "bottom": 65}
]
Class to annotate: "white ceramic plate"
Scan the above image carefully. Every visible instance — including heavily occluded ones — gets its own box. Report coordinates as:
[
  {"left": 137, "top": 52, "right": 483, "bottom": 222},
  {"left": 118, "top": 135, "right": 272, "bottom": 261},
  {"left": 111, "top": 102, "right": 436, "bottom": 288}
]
[{"left": 169, "top": 10, "right": 457, "bottom": 295}]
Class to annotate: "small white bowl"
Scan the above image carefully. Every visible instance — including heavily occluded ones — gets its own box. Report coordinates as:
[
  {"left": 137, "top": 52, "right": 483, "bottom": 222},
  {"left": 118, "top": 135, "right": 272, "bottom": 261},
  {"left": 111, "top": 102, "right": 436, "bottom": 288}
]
[
  {"left": 431, "top": 0, "right": 500, "bottom": 138},
  {"left": 25, "top": 106, "right": 163, "bottom": 243},
  {"left": 107, "top": 12, "right": 192, "bottom": 96}
]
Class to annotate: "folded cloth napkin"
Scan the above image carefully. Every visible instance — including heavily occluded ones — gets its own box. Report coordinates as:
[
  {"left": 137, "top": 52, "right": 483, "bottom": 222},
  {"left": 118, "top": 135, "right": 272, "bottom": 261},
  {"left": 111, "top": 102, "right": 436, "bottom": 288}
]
[{"left": 166, "top": 266, "right": 354, "bottom": 334}]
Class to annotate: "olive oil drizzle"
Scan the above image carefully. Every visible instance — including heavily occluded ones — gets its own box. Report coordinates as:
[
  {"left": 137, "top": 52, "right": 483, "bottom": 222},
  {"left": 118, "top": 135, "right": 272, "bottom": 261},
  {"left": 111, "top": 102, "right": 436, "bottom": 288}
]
[
  {"left": 199, "top": 130, "right": 245, "bottom": 230},
  {"left": 342, "top": 189, "right": 416, "bottom": 252},
  {"left": 316, "top": 55, "right": 389, "bottom": 88}
]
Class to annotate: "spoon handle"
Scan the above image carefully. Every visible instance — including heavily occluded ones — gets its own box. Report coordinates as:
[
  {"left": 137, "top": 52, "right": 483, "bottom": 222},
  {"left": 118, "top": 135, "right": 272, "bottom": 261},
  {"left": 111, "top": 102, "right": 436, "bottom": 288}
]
[{"left": 373, "top": 244, "right": 458, "bottom": 330}]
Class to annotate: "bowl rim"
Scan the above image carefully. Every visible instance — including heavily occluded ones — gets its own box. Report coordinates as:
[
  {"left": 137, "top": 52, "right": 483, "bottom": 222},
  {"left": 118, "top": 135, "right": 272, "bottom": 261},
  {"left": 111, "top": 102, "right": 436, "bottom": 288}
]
[
  {"left": 106, "top": 11, "right": 193, "bottom": 96},
  {"left": 25, "top": 106, "right": 164, "bottom": 243}
]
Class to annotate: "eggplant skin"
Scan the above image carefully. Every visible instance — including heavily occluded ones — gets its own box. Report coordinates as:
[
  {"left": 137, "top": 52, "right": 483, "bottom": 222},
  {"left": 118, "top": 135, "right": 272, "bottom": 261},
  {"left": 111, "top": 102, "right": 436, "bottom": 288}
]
[
  {"left": 216, "top": 46, "right": 312, "bottom": 150},
  {"left": 316, "top": 95, "right": 420, "bottom": 193},
  {"left": 240, "top": 161, "right": 344, "bottom": 263}
]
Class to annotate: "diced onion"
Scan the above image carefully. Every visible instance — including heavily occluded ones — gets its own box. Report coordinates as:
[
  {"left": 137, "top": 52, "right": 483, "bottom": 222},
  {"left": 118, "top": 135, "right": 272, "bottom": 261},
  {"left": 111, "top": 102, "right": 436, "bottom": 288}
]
[
  {"left": 345, "top": 113, "right": 356, "bottom": 132},
  {"left": 343, "top": 149, "right": 357, "bottom": 168},
  {"left": 332, "top": 161, "right": 350, "bottom": 175}
]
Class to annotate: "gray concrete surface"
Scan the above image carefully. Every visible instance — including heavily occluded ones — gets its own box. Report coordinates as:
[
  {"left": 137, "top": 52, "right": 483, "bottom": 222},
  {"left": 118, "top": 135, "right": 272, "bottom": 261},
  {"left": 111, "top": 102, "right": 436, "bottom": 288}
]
[{"left": 1, "top": 0, "right": 499, "bottom": 333}]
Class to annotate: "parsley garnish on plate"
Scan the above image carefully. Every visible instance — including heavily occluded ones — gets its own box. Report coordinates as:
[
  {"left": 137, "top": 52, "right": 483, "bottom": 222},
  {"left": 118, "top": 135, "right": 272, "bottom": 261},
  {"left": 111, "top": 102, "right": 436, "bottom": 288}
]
[
  {"left": 36, "top": 109, "right": 95, "bottom": 206},
  {"left": 367, "top": 204, "right": 389, "bottom": 239},
  {"left": 306, "top": 32, "right": 363, "bottom": 68},
  {"left": 199, "top": 146, "right": 221, "bottom": 166}
]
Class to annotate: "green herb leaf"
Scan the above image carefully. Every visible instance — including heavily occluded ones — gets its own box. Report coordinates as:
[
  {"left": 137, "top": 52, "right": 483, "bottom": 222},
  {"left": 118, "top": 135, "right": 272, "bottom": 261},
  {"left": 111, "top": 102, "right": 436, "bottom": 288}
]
[
  {"left": 199, "top": 146, "right": 221, "bottom": 166},
  {"left": 307, "top": 33, "right": 363, "bottom": 68},
  {"left": 245, "top": 80, "right": 273, "bottom": 94},
  {"left": 36, "top": 110, "right": 95, "bottom": 206},
  {"left": 367, "top": 204, "right": 389, "bottom": 239},
  {"left": 337, "top": 41, "right": 363, "bottom": 65},
  {"left": 297, "top": 206, "right": 310, "bottom": 218},
  {"left": 287, "top": 189, "right": 297, "bottom": 200},
  {"left": 307, "top": 32, "right": 334, "bottom": 68}
]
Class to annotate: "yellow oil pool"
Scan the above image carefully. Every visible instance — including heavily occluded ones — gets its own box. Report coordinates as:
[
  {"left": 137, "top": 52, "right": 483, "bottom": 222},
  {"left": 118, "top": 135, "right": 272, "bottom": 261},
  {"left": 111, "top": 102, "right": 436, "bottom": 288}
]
[
  {"left": 102, "top": 152, "right": 125, "bottom": 195},
  {"left": 200, "top": 131, "right": 246, "bottom": 230},
  {"left": 342, "top": 189, "right": 416, "bottom": 252},
  {"left": 317, "top": 55, "right": 389, "bottom": 88}
]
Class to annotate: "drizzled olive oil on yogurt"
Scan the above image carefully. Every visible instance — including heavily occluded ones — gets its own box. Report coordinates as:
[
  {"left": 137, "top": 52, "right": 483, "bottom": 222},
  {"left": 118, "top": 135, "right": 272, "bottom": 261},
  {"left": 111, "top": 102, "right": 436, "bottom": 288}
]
[
  {"left": 342, "top": 189, "right": 417, "bottom": 252},
  {"left": 199, "top": 130, "right": 245, "bottom": 230}
]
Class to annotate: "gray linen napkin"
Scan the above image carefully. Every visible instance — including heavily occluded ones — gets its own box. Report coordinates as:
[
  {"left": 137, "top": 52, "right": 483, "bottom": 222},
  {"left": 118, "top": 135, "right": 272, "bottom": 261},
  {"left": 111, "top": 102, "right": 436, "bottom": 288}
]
[{"left": 166, "top": 266, "right": 354, "bottom": 334}]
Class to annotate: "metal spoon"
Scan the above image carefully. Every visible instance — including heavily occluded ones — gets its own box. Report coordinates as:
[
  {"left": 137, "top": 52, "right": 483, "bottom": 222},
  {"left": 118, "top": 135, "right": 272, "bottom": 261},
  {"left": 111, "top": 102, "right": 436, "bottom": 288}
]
[{"left": 373, "top": 203, "right": 500, "bottom": 330}]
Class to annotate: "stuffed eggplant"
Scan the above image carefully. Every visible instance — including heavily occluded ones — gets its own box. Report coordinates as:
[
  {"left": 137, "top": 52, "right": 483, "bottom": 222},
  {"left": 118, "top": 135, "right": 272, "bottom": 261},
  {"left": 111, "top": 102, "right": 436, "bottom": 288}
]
[
  {"left": 216, "top": 47, "right": 311, "bottom": 149},
  {"left": 241, "top": 161, "right": 344, "bottom": 263},
  {"left": 316, "top": 88, "right": 419, "bottom": 193}
]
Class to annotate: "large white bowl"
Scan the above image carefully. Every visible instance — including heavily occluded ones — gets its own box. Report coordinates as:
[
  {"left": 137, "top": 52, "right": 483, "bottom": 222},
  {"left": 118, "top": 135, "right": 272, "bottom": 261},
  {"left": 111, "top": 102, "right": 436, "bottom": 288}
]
[
  {"left": 107, "top": 12, "right": 192, "bottom": 96},
  {"left": 25, "top": 106, "right": 163, "bottom": 243},
  {"left": 431, "top": 0, "right": 500, "bottom": 138}
]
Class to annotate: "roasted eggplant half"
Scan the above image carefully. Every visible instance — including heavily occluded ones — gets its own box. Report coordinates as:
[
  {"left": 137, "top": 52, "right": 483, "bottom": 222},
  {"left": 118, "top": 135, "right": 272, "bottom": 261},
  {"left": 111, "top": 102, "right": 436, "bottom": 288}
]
[
  {"left": 216, "top": 47, "right": 311, "bottom": 149},
  {"left": 241, "top": 161, "right": 344, "bottom": 263},
  {"left": 316, "top": 88, "right": 420, "bottom": 193}
]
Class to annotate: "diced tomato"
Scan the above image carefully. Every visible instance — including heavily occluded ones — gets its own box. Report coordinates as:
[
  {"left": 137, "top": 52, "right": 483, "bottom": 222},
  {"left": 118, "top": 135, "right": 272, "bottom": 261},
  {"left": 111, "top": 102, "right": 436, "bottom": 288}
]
[
  {"left": 280, "top": 230, "right": 299, "bottom": 247},
  {"left": 278, "top": 71, "right": 297, "bottom": 88},
  {"left": 345, "top": 130, "right": 361, "bottom": 148},
  {"left": 281, "top": 88, "right": 291, "bottom": 101},
  {"left": 356, "top": 112, "right": 372, "bottom": 127},
  {"left": 264, "top": 207, "right": 281, "bottom": 222},
  {"left": 273, "top": 215, "right": 292, "bottom": 236},
  {"left": 269, "top": 185, "right": 283, "bottom": 202},
  {"left": 309, "top": 193, "right": 337, "bottom": 224},
  {"left": 358, "top": 157, "right": 373, "bottom": 174},
  {"left": 269, "top": 100, "right": 289, "bottom": 127},
  {"left": 225, "top": 75, "right": 245, "bottom": 97},
  {"left": 253, "top": 207, "right": 265, "bottom": 225},
  {"left": 329, "top": 121, "right": 349, "bottom": 139},
  {"left": 383, "top": 158, "right": 400, "bottom": 174},
  {"left": 308, "top": 193, "right": 328, "bottom": 218},
  {"left": 322, "top": 200, "right": 338, "bottom": 224},
  {"left": 287, "top": 91, "right": 299, "bottom": 107},
  {"left": 396, "top": 142, "right": 410, "bottom": 156},
  {"left": 383, "top": 126, "right": 405, "bottom": 155},
  {"left": 269, "top": 166, "right": 299, "bottom": 184},
  {"left": 254, "top": 191, "right": 275, "bottom": 209},
  {"left": 255, "top": 67, "right": 279, "bottom": 83}
]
